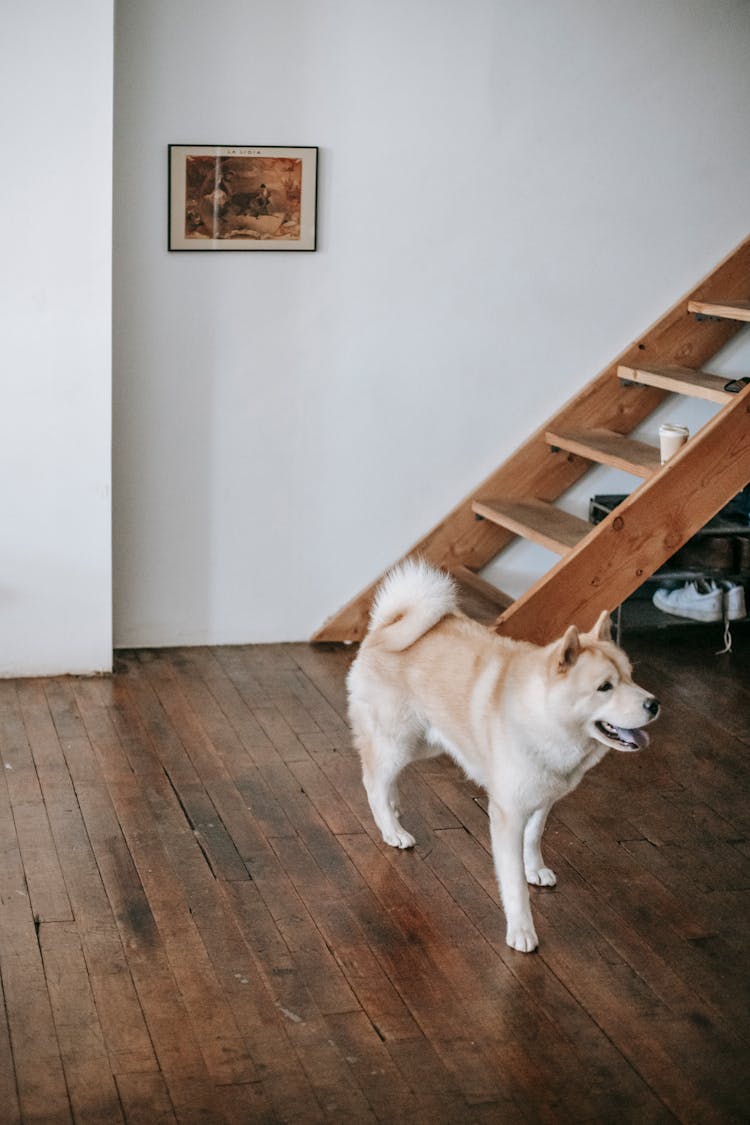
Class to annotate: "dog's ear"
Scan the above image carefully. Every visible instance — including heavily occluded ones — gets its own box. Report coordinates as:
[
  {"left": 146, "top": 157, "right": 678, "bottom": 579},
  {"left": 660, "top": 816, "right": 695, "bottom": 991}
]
[
  {"left": 556, "top": 625, "right": 581, "bottom": 672},
  {"left": 588, "top": 610, "right": 612, "bottom": 642}
]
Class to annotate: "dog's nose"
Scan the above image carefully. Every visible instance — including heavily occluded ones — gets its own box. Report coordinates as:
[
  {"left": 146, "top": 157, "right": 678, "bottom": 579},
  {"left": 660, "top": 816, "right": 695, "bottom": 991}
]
[{"left": 643, "top": 696, "right": 660, "bottom": 717}]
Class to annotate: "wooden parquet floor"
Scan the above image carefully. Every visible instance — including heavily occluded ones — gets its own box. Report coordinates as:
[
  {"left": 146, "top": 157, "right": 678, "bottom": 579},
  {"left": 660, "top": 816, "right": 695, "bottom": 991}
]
[{"left": 1, "top": 627, "right": 749, "bottom": 1123}]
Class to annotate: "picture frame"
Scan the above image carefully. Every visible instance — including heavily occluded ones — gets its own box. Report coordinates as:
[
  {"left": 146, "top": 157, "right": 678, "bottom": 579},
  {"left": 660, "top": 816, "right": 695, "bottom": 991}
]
[{"left": 168, "top": 144, "right": 318, "bottom": 251}]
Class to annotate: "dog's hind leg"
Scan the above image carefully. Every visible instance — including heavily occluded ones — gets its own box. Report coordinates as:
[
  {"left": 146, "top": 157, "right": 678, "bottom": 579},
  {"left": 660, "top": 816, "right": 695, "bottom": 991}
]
[
  {"left": 523, "top": 804, "right": 557, "bottom": 887},
  {"left": 358, "top": 731, "right": 418, "bottom": 850},
  {"left": 489, "top": 800, "right": 538, "bottom": 952}
]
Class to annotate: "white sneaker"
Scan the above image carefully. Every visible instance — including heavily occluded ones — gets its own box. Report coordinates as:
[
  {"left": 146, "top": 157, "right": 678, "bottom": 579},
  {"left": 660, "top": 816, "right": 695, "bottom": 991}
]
[
  {"left": 720, "top": 580, "right": 747, "bottom": 621},
  {"left": 652, "top": 580, "right": 723, "bottom": 622}
]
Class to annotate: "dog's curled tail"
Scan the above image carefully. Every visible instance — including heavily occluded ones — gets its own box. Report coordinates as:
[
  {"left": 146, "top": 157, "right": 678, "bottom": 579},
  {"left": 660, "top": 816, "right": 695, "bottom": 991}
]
[{"left": 367, "top": 559, "right": 458, "bottom": 651}]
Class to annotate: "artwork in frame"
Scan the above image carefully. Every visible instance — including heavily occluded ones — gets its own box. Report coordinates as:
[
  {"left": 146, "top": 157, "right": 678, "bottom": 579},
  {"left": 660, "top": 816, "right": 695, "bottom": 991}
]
[{"left": 168, "top": 144, "right": 318, "bottom": 251}]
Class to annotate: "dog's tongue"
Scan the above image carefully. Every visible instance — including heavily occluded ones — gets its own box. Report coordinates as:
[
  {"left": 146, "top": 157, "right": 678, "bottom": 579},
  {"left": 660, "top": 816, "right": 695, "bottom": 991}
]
[{"left": 616, "top": 726, "right": 650, "bottom": 749}]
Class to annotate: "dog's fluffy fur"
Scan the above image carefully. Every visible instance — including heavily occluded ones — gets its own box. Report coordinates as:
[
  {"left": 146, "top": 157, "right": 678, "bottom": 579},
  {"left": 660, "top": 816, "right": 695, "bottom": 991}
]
[{"left": 347, "top": 559, "right": 660, "bottom": 952}]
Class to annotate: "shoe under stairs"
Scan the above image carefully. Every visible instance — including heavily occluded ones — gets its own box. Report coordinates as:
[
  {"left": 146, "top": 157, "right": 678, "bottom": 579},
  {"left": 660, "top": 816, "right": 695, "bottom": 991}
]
[{"left": 312, "top": 235, "right": 750, "bottom": 646}]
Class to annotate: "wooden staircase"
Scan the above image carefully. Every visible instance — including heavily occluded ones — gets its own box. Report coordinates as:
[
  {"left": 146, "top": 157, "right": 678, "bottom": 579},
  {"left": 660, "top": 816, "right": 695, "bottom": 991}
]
[{"left": 313, "top": 236, "right": 750, "bottom": 645}]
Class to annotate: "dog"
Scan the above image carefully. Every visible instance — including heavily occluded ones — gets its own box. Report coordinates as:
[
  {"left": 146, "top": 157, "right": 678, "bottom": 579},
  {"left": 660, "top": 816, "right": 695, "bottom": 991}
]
[{"left": 347, "top": 559, "right": 659, "bottom": 952}]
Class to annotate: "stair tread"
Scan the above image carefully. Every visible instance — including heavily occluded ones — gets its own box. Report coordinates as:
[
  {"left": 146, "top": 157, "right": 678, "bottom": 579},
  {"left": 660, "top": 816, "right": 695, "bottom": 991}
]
[
  {"left": 688, "top": 298, "right": 750, "bottom": 323},
  {"left": 618, "top": 364, "right": 733, "bottom": 404},
  {"left": 546, "top": 427, "right": 661, "bottom": 478},
  {"left": 451, "top": 565, "right": 513, "bottom": 622},
  {"left": 471, "top": 498, "right": 591, "bottom": 554}
]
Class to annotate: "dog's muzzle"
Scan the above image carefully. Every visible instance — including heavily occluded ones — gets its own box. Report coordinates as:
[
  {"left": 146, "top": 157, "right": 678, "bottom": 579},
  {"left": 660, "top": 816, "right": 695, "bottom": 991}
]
[{"left": 595, "top": 696, "right": 659, "bottom": 750}]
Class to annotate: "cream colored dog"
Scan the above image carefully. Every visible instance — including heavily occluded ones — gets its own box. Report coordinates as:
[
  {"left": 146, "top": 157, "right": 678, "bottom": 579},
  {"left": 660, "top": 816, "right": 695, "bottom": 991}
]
[{"left": 347, "top": 560, "right": 659, "bottom": 952}]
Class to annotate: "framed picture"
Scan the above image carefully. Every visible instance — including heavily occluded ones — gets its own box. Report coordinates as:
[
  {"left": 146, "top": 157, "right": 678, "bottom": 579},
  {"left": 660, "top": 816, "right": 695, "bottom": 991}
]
[{"left": 168, "top": 144, "right": 318, "bottom": 251}]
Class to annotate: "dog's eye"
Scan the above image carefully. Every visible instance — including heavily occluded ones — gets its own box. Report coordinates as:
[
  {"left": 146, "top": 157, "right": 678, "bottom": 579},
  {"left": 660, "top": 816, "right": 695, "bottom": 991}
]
[{"left": 598, "top": 681, "right": 613, "bottom": 692}]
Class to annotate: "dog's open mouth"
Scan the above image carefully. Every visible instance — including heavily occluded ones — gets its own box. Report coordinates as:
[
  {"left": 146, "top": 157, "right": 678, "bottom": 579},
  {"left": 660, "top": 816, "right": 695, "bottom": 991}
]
[{"left": 595, "top": 720, "right": 650, "bottom": 750}]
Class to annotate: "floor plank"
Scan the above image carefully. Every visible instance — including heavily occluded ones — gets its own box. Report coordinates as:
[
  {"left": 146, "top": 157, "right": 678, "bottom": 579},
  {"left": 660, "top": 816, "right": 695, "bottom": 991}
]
[{"left": 0, "top": 628, "right": 748, "bottom": 1122}]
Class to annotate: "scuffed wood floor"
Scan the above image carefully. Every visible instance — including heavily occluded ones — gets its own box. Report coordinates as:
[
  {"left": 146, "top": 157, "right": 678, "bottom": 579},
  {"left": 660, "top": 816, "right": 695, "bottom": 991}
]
[{"left": 1, "top": 628, "right": 749, "bottom": 1123}]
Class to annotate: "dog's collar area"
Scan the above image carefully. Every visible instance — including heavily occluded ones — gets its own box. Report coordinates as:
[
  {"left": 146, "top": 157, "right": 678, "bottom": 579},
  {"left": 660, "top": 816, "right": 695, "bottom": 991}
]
[{"left": 595, "top": 720, "right": 649, "bottom": 749}]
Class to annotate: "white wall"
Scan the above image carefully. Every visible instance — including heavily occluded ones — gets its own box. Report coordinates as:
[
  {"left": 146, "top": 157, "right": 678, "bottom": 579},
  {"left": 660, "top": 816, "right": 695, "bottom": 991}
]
[
  {"left": 114, "top": 0, "right": 750, "bottom": 646},
  {"left": 0, "top": 2, "right": 113, "bottom": 675}
]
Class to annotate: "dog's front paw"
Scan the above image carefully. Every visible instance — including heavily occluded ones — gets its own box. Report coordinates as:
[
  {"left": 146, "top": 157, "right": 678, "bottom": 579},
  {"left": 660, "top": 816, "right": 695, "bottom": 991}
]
[
  {"left": 526, "top": 865, "right": 557, "bottom": 887},
  {"left": 506, "top": 924, "right": 539, "bottom": 953},
  {"left": 382, "top": 827, "right": 416, "bottom": 850}
]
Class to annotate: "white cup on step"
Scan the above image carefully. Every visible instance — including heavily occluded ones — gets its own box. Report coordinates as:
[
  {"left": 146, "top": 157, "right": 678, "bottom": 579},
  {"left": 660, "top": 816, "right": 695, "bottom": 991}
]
[{"left": 659, "top": 423, "right": 689, "bottom": 464}]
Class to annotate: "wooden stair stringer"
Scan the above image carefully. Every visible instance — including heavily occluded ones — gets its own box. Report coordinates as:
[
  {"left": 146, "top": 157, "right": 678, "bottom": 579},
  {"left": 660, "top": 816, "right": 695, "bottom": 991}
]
[
  {"left": 494, "top": 384, "right": 750, "bottom": 645},
  {"left": 312, "top": 234, "right": 750, "bottom": 644}
]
